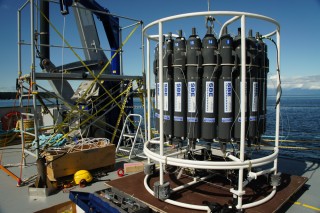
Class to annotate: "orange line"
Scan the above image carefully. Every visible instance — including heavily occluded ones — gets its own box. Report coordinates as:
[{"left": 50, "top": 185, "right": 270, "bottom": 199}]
[{"left": 0, "top": 165, "right": 20, "bottom": 182}]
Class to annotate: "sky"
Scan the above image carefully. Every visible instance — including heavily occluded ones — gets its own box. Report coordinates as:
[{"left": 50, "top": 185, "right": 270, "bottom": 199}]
[{"left": 0, "top": 0, "right": 320, "bottom": 95}]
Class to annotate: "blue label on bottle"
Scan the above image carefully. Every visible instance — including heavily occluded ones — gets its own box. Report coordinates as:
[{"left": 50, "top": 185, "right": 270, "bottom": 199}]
[
  {"left": 222, "top": 117, "right": 233, "bottom": 123},
  {"left": 174, "top": 116, "right": 183, "bottom": 122},
  {"left": 250, "top": 116, "right": 257, "bottom": 121},
  {"left": 187, "top": 117, "right": 198, "bottom": 122},
  {"left": 224, "top": 81, "right": 232, "bottom": 113},
  {"left": 203, "top": 117, "right": 215, "bottom": 123}
]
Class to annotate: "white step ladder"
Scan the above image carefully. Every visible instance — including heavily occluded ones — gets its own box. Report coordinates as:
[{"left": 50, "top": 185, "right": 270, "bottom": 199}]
[{"left": 116, "top": 114, "right": 145, "bottom": 160}]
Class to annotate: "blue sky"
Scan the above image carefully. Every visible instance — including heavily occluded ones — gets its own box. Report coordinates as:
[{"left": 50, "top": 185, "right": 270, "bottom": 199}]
[{"left": 0, "top": 0, "right": 320, "bottom": 94}]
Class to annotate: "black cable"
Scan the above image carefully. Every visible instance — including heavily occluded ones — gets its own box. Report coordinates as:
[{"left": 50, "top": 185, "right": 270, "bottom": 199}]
[{"left": 262, "top": 37, "right": 282, "bottom": 109}]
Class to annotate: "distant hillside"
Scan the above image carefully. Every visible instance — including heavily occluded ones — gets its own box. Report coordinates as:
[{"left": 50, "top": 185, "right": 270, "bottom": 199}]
[
  {"left": 267, "top": 88, "right": 320, "bottom": 97},
  {"left": 280, "top": 88, "right": 320, "bottom": 96}
]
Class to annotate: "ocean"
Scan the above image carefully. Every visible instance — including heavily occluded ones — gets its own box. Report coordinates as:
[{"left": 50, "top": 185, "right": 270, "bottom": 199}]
[
  {"left": 133, "top": 96, "right": 320, "bottom": 163},
  {"left": 1, "top": 96, "right": 319, "bottom": 162},
  {"left": 264, "top": 96, "right": 320, "bottom": 162}
]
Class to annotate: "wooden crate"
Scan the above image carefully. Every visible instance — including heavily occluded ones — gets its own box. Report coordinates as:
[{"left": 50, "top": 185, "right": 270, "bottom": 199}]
[
  {"left": 45, "top": 142, "right": 115, "bottom": 181},
  {"left": 35, "top": 201, "right": 77, "bottom": 213}
]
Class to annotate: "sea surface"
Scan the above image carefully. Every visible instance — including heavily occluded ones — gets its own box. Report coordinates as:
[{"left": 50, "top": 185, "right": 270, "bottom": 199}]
[
  {"left": 264, "top": 96, "right": 320, "bottom": 162},
  {"left": 133, "top": 96, "right": 320, "bottom": 163},
  {"left": 1, "top": 96, "right": 319, "bottom": 162}
]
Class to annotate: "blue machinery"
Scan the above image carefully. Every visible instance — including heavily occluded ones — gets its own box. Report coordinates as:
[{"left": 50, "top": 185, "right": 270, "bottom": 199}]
[
  {"left": 69, "top": 188, "right": 150, "bottom": 213},
  {"left": 144, "top": 12, "right": 281, "bottom": 211}
]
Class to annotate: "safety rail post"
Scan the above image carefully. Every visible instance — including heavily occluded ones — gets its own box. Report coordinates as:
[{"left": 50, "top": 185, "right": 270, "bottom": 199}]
[
  {"left": 236, "top": 14, "right": 247, "bottom": 209},
  {"left": 30, "top": 0, "right": 40, "bottom": 159},
  {"left": 158, "top": 21, "right": 164, "bottom": 185}
]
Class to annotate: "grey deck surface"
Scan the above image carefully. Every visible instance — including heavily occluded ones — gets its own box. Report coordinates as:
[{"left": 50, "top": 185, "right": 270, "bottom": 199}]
[
  {"left": 0, "top": 144, "right": 132, "bottom": 213},
  {"left": 0, "top": 144, "right": 319, "bottom": 213}
]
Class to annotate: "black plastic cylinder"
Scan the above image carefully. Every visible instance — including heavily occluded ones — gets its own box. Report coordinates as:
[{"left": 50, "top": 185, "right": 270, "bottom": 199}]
[
  {"left": 154, "top": 43, "right": 160, "bottom": 131},
  {"left": 173, "top": 30, "right": 187, "bottom": 139},
  {"left": 217, "top": 30, "right": 234, "bottom": 141},
  {"left": 40, "top": 0, "right": 50, "bottom": 60},
  {"left": 247, "top": 30, "right": 259, "bottom": 141},
  {"left": 256, "top": 33, "right": 266, "bottom": 136},
  {"left": 186, "top": 28, "right": 202, "bottom": 141},
  {"left": 264, "top": 45, "right": 269, "bottom": 134},
  {"left": 201, "top": 27, "right": 219, "bottom": 141},
  {"left": 163, "top": 34, "right": 174, "bottom": 138}
]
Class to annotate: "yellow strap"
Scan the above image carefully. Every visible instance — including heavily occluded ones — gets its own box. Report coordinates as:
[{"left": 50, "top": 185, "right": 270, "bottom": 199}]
[{"left": 111, "top": 80, "right": 133, "bottom": 144}]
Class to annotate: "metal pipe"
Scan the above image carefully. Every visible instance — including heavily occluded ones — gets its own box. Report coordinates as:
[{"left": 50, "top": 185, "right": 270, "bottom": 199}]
[
  {"left": 18, "top": 0, "right": 30, "bottom": 12},
  {"left": 40, "top": 0, "right": 50, "bottom": 59},
  {"left": 19, "top": 42, "right": 114, "bottom": 51},
  {"left": 144, "top": 141, "right": 279, "bottom": 169},
  {"left": 120, "top": 21, "right": 141, "bottom": 30},
  {"left": 165, "top": 198, "right": 211, "bottom": 212},
  {"left": 18, "top": 0, "right": 29, "bottom": 108},
  {"left": 171, "top": 174, "right": 213, "bottom": 192},
  {"left": 144, "top": 175, "right": 210, "bottom": 212},
  {"left": 147, "top": 38, "right": 151, "bottom": 143},
  {"left": 144, "top": 175, "right": 154, "bottom": 195},
  {"left": 226, "top": 153, "right": 241, "bottom": 162},
  {"left": 145, "top": 33, "right": 178, "bottom": 42},
  {"left": 236, "top": 14, "right": 246, "bottom": 210},
  {"left": 141, "top": 22, "right": 148, "bottom": 143},
  {"left": 164, "top": 148, "right": 188, "bottom": 157},
  {"left": 263, "top": 30, "right": 277, "bottom": 39},
  {"left": 248, "top": 167, "right": 276, "bottom": 179},
  {"left": 20, "top": 117, "right": 26, "bottom": 166},
  {"left": 30, "top": 0, "right": 40, "bottom": 159},
  {"left": 143, "top": 11, "right": 280, "bottom": 37},
  {"left": 119, "top": 28, "right": 123, "bottom": 75},
  {"left": 242, "top": 187, "right": 276, "bottom": 208},
  {"left": 24, "top": 149, "right": 37, "bottom": 158},
  {"left": 219, "top": 16, "right": 240, "bottom": 38},
  {"left": 17, "top": 9, "right": 22, "bottom": 79},
  {"left": 158, "top": 21, "right": 164, "bottom": 185},
  {"left": 18, "top": 9, "right": 22, "bottom": 109}
]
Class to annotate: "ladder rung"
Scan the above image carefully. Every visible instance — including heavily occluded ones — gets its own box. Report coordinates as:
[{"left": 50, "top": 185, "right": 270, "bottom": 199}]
[
  {"left": 118, "top": 148, "right": 130, "bottom": 153},
  {"left": 20, "top": 131, "right": 35, "bottom": 137},
  {"left": 123, "top": 133, "right": 136, "bottom": 138},
  {"left": 21, "top": 113, "right": 35, "bottom": 116}
]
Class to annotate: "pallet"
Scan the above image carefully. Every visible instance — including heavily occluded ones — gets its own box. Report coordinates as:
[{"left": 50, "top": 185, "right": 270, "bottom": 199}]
[{"left": 106, "top": 171, "right": 308, "bottom": 213}]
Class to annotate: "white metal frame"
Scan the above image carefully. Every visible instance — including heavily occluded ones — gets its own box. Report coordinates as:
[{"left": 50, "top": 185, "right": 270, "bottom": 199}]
[{"left": 143, "top": 11, "right": 280, "bottom": 211}]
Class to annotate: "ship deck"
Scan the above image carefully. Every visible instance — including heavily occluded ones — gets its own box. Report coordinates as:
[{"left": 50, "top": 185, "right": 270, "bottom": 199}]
[{"left": 0, "top": 143, "right": 319, "bottom": 213}]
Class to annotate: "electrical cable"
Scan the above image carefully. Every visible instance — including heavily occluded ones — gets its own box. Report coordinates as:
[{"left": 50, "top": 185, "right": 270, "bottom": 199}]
[{"left": 262, "top": 37, "right": 282, "bottom": 108}]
